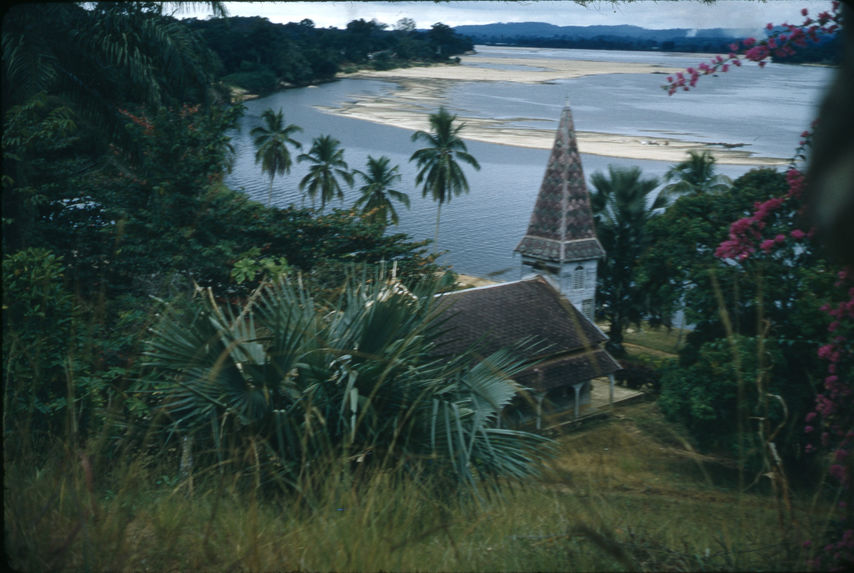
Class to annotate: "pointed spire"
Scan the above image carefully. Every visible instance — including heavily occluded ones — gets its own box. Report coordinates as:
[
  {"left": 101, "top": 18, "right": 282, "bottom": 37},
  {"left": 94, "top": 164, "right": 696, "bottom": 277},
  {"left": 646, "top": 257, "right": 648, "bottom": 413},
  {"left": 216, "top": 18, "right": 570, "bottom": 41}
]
[{"left": 515, "top": 103, "right": 604, "bottom": 264}]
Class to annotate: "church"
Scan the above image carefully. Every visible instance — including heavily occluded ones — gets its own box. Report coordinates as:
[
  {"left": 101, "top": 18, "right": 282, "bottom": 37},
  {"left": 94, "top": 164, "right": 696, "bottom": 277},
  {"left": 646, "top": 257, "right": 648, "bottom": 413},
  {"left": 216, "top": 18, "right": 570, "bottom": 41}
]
[{"left": 435, "top": 102, "right": 620, "bottom": 426}]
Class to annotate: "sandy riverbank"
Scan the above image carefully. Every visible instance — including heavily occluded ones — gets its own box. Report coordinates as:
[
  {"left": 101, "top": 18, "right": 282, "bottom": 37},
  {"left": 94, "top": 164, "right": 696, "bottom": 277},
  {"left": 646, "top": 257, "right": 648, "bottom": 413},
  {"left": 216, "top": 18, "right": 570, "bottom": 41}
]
[{"left": 320, "top": 54, "right": 787, "bottom": 166}]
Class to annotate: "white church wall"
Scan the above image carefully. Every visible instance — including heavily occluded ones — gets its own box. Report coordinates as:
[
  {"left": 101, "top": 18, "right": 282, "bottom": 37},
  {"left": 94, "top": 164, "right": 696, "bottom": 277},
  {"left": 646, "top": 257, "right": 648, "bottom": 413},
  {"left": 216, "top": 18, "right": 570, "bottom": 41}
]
[{"left": 558, "top": 259, "right": 598, "bottom": 320}]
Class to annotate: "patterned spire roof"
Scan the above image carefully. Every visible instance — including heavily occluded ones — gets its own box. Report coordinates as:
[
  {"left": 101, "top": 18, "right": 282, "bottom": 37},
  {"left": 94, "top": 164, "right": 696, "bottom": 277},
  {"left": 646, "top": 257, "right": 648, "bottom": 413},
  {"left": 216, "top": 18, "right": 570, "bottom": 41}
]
[{"left": 515, "top": 104, "right": 605, "bottom": 263}]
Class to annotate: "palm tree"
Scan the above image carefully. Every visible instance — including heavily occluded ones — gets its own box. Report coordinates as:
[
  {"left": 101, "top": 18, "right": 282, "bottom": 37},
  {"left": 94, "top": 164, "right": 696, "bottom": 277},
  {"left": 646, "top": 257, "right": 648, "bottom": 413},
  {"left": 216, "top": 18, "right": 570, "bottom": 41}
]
[
  {"left": 590, "top": 165, "right": 664, "bottom": 354},
  {"left": 297, "top": 135, "right": 354, "bottom": 211},
  {"left": 251, "top": 108, "right": 303, "bottom": 207},
  {"left": 409, "top": 107, "right": 480, "bottom": 244},
  {"left": 353, "top": 155, "right": 410, "bottom": 229},
  {"left": 660, "top": 150, "right": 732, "bottom": 201},
  {"left": 143, "top": 271, "right": 552, "bottom": 494}
]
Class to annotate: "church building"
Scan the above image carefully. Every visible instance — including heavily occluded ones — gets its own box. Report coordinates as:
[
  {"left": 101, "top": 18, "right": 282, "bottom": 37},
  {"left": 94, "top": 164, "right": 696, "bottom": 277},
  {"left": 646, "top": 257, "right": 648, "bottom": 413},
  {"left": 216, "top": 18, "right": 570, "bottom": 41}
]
[
  {"left": 434, "top": 102, "right": 619, "bottom": 426},
  {"left": 514, "top": 103, "right": 605, "bottom": 321}
]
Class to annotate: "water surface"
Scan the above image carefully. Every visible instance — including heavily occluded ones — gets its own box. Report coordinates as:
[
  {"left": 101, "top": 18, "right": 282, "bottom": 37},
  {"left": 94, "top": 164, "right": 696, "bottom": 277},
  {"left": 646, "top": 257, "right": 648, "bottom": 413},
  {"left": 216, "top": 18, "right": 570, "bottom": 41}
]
[{"left": 225, "top": 46, "right": 832, "bottom": 278}]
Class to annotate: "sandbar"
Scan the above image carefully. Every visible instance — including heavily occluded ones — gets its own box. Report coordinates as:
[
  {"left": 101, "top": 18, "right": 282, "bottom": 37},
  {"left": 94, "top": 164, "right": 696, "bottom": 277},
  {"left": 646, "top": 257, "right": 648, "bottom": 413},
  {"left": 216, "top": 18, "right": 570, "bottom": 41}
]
[
  {"left": 320, "top": 53, "right": 787, "bottom": 167},
  {"left": 353, "top": 54, "right": 681, "bottom": 83}
]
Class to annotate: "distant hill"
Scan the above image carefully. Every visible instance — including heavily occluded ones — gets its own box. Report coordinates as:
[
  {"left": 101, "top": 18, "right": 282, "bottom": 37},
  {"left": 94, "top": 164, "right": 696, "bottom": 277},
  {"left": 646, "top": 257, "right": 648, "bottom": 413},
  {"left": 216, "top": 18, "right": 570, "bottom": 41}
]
[
  {"left": 452, "top": 22, "right": 754, "bottom": 53},
  {"left": 454, "top": 22, "right": 753, "bottom": 40},
  {"left": 451, "top": 21, "right": 841, "bottom": 63}
]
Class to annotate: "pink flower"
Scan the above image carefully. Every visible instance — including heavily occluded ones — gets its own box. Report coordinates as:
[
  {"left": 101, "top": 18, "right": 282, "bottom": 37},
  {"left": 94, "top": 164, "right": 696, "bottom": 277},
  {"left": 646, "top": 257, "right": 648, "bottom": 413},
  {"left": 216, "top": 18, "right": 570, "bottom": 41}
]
[
  {"left": 790, "top": 229, "right": 806, "bottom": 240},
  {"left": 818, "top": 344, "right": 835, "bottom": 360}
]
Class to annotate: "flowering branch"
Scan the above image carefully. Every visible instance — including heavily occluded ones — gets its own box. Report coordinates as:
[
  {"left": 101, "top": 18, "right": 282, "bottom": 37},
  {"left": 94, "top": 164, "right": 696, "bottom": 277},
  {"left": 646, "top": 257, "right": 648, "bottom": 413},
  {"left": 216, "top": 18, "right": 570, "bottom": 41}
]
[
  {"left": 664, "top": 2, "right": 842, "bottom": 95},
  {"left": 715, "top": 168, "right": 809, "bottom": 261},
  {"left": 715, "top": 162, "right": 853, "bottom": 570}
]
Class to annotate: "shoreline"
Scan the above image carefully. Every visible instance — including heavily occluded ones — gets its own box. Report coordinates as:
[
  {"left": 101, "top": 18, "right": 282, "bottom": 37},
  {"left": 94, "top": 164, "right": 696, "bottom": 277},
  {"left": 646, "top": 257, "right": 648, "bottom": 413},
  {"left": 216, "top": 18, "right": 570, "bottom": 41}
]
[
  {"left": 320, "top": 53, "right": 788, "bottom": 166},
  {"left": 319, "top": 93, "right": 785, "bottom": 166}
]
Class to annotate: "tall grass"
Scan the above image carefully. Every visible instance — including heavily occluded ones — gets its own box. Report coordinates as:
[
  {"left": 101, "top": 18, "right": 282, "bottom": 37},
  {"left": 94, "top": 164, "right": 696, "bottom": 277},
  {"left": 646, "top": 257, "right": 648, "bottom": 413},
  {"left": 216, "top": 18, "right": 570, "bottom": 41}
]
[
  {"left": 5, "top": 402, "right": 831, "bottom": 572},
  {"left": 3, "top": 263, "right": 839, "bottom": 571}
]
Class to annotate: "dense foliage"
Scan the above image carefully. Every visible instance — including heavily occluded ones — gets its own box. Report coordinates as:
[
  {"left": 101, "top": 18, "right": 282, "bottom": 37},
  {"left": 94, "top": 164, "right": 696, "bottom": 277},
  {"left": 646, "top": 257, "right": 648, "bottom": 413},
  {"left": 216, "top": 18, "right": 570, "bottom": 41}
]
[
  {"left": 1, "top": 3, "right": 447, "bottom": 468},
  {"left": 185, "top": 16, "right": 474, "bottom": 94},
  {"left": 644, "top": 169, "right": 832, "bottom": 465}
]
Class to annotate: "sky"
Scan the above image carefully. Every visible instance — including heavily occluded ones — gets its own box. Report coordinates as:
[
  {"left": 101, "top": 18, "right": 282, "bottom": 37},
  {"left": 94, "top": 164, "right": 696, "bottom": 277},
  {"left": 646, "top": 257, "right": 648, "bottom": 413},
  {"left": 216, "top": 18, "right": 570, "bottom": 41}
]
[{"left": 179, "top": 1, "right": 835, "bottom": 33}]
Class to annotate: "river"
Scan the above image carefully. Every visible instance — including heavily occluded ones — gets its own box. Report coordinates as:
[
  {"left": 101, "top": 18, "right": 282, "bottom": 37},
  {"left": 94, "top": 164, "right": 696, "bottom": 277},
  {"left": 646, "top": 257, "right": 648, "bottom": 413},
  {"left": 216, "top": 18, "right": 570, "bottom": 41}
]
[{"left": 224, "top": 46, "right": 833, "bottom": 279}]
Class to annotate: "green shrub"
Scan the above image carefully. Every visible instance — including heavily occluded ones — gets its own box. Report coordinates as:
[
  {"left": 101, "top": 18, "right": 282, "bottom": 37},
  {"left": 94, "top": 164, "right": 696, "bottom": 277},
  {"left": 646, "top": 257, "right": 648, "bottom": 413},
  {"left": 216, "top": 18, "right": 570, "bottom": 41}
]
[
  {"left": 658, "top": 335, "right": 785, "bottom": 464},
  {"left": 3, "top": 248, "right": 75, "bottom": 441},
  {"left": 616, "top": 355, "right": 668, "bottom": 393}
]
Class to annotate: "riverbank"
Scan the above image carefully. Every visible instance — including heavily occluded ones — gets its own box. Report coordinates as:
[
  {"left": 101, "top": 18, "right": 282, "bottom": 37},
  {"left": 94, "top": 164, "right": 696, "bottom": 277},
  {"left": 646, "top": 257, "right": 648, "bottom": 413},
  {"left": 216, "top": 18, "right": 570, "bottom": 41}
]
[{"left": 321, "top": 53, "right": 788, "bottom": 166}]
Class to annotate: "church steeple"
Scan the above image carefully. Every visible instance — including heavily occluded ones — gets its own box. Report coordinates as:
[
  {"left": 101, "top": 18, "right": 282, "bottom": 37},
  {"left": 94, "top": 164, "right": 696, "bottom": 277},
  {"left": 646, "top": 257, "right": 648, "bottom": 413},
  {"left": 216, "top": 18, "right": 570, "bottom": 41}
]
[{"left": 514, "top": 102, "right": 604, "bottom": 319}]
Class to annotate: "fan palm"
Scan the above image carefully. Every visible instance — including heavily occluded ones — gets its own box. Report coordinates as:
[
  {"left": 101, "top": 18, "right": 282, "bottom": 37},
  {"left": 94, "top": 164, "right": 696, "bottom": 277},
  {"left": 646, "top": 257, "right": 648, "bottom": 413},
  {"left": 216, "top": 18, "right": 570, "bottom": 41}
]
[
  {"left": 251, "top": 108, "right": 303, "bottom": 207},
  {"left": 660, "top": 150, "right": 732, "bottom": 201},
  {"left": 143, "top": 271, "right": 552, "bottom": 494},
  {"left": 297, "top": 135, "right": 354, "bottom": 211},
  {"left": 353, "top": 155, "right": 411, "bottom": 229},
  {"left": 409, "top": 107, "right": 480, "bottom": 244},
  {"left": 590, "top": 165, "right": 663, "bottom": 354}
]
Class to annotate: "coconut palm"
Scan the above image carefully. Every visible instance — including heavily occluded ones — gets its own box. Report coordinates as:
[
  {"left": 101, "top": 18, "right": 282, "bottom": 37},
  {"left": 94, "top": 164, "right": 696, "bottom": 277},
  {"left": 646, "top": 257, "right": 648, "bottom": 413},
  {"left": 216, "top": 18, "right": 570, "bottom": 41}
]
[
  {"left": 409, "top": 107, "right": 480, "bottom": 244},
  {"left": 143, "top": 271, "right": 552, "bottom": 494},
  {"left": 251, "top": 108, "right": 303, "bottom": 206},
  {"left": 353, "top": 155, "right": 410, "bottom": 229},
  {"left": 296, "top": 135, "right": 354, "bottom": 211},
  {"left": 590, "top": 165, "right": 664, "bottom": 354},
  {"left": 660, "top": 150, "right": 732, "bottom": 201}
]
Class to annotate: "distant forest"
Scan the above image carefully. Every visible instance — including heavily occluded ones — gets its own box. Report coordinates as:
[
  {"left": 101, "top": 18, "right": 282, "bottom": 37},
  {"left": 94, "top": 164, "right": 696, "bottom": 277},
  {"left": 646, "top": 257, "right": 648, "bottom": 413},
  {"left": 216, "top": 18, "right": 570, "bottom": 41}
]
[
  {"left": 452, "top": 22, "right": 841, "bottom": 64},
  {"left": 183, "top": 18, "right": 839, "bottom": 98},
  {"left": 184, "top": 16, "right": 474, "bottom": 95}
]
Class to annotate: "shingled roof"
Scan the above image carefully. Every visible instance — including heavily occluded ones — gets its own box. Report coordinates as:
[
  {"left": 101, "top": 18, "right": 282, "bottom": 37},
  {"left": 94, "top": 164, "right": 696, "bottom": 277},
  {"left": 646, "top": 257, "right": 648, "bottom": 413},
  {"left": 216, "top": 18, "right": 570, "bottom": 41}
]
[
  {"left": 515, "top": 104, "right": 605, "bottom": 263},
  {"left": 433, "top": 276, "right": 619, "bottom": 391}
]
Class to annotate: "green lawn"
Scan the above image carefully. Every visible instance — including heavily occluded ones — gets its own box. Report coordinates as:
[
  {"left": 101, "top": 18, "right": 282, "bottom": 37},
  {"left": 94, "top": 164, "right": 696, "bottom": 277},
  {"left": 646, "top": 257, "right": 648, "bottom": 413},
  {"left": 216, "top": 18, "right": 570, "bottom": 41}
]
[{"left": 597, "top": 322, "right": 687, "bottom": 358}]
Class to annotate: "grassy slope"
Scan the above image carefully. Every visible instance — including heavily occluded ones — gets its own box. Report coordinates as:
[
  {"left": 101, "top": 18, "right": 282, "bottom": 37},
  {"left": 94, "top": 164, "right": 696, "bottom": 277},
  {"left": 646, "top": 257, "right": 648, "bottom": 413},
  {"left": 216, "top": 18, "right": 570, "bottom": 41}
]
[{"left": 5, "top": 400, "right": 828, "bottom": 572}]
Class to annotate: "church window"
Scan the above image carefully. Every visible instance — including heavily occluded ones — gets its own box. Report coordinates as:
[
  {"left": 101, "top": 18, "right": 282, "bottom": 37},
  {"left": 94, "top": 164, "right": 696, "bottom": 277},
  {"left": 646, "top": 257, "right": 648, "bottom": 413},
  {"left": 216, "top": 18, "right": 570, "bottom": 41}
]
[{"left": 573, "top": 265, "right": 585, "bottom": 290}]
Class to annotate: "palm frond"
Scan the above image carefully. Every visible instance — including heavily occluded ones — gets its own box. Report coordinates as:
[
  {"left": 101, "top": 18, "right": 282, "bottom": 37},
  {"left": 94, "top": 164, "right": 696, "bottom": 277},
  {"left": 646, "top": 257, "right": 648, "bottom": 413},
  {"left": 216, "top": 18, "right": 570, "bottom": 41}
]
[{"left": 142, "top": 268, "right": 553, "bottom": 493}]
